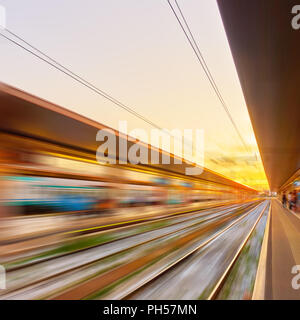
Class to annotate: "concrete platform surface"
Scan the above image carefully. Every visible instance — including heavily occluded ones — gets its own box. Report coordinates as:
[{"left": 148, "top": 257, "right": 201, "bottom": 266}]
[{"left": 265, "top": 200, "right": 300, "bottom": 299}]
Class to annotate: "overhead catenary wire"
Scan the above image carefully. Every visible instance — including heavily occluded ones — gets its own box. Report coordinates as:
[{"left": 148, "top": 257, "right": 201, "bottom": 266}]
[
  {"left": 167, "top": 0, "right": 251, "bottom": 154},
  {"left": 0, "top": 29, "right": 168, "bottom": 133},
  {"left": 171, "top": 0, "right": 261, "bottom": 173},
  {"left": 0, "top": 13, "right": 260, "bottom": 183},
  {"left": 0, "top": 28, "right": 199, "bottom": 154},
  {"left": 1, "top": 18, "right": 247, "bottom": 160}
]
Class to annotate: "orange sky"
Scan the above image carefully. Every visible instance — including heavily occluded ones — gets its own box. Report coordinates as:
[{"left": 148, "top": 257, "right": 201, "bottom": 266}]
[{"left": 0, "top": 0, "right": 269, "bottom": 190}]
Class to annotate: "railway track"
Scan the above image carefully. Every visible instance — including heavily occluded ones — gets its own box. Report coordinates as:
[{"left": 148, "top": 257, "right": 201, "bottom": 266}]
[
  {"left": 1, "top": 201, "right": 248, "bottom": 265},
  {"left": 50, "top": 201, "right": 265, "bottom": 300},
  {"left": 207, "top": 202, "right": 270, "bottom": 300},
  {"left": 3, "top": 201, "right": 254, "bottom": 271},
  {"left": 0, "top": 201, "right": 240, "bottom": 247},
  {"left": 118, "top": 201, "right": 270, "bottom": 300},
  {"left": 0, "top": 201, "right": 260, "bottom": 299}
]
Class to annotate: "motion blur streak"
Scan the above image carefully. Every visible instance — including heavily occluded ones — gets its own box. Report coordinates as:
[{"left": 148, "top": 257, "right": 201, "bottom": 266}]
[{"left": 0, "top": 82, "right": 263, "bottom": 300}]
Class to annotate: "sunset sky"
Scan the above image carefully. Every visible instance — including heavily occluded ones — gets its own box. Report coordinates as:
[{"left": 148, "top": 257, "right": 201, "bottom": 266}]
[{"left": 0, "top": 0, "right": 269, "bottom": 190}]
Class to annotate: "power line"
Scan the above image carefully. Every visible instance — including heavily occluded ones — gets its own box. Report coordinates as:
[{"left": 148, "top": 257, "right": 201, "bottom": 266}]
[
  {"left": 0, "top": 28, "right": 197, "bottom": 152},
  {"left": 167, "top": 0, "right": 251, "bottom": 154},
  {"left": 0, "top": 29, "right": 167, "bottom": 133}
]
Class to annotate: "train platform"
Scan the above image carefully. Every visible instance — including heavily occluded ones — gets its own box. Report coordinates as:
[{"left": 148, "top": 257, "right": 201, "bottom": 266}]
[{"left": 262, "top": 200, "right": 300, "bottom": 299}]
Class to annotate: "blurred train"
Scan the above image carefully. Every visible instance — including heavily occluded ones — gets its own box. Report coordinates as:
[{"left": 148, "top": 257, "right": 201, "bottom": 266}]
[
  {"left": 0, "top": 82, "right": 258, "bottom": 218},
  {"left": 0, "top": 144, "right": 254, "bottom": 217}
]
